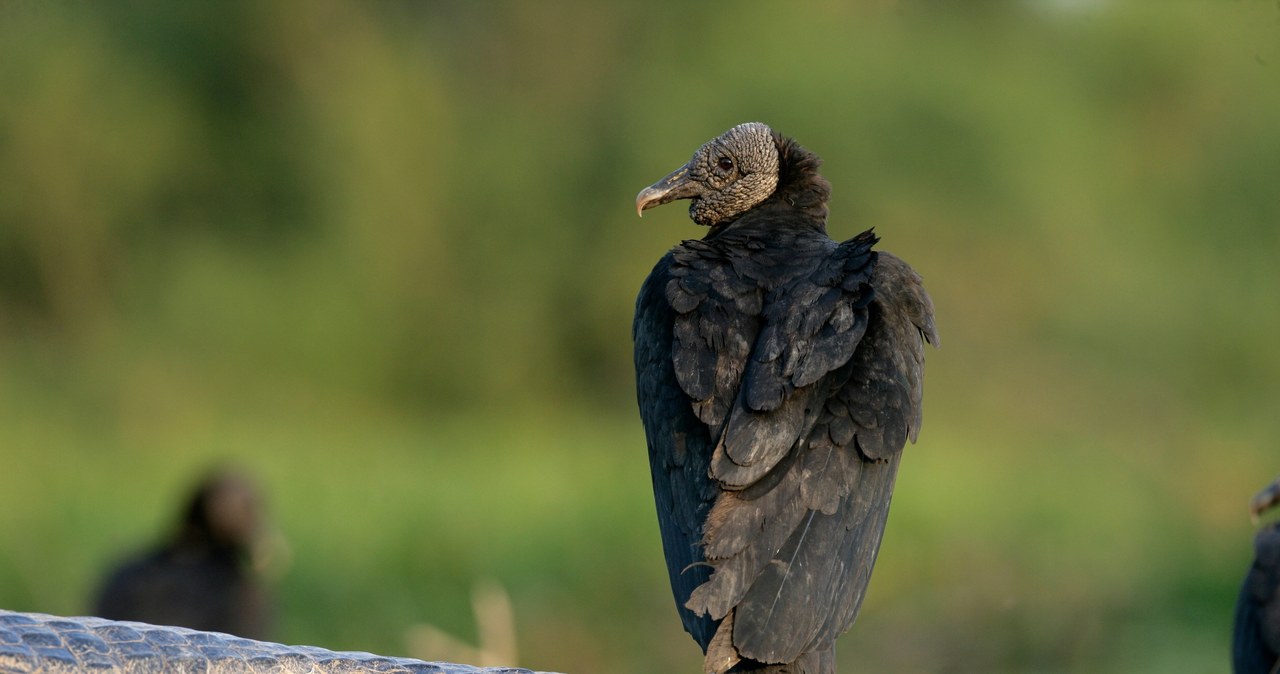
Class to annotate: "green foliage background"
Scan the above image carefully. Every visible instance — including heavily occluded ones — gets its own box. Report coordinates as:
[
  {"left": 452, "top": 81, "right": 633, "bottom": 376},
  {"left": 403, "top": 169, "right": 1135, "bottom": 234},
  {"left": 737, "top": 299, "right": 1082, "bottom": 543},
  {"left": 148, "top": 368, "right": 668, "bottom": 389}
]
[{"left": 2, "top": 2, "right": 1279, "bottom": 672}]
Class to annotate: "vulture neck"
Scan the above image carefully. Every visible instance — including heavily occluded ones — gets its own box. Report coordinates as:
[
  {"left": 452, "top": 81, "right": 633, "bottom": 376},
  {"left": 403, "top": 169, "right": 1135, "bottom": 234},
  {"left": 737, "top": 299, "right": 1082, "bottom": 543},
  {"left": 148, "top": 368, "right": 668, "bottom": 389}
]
[{"left": 705, "top": 133, "right": 832, "bottom": 240}]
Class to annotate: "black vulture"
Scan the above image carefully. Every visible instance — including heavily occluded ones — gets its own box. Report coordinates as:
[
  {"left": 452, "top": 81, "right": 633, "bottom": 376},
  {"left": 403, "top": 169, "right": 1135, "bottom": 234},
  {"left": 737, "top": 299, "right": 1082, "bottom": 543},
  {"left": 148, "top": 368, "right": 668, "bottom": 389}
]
[
  {"left": 92, "top": 469, "right": 272, "bottom": 639},
  {"left": 1234, "top": 475, "right": 1280, "bottom": 674},
  {"left": 633, "top": 122, "right": 937, "bottom": 674}
]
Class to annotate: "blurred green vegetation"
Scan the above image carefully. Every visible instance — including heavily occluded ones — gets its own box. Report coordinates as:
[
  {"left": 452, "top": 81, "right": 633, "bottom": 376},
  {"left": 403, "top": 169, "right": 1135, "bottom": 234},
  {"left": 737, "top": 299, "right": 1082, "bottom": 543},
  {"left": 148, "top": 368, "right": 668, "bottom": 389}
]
[{"left": 2, "top": 1, "right": 1279, "bottom": 672}]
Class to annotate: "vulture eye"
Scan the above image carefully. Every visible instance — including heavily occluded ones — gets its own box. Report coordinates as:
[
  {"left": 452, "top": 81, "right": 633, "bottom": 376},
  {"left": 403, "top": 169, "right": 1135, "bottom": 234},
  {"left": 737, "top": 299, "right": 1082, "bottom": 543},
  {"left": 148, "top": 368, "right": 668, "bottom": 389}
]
[{"left": 716, "top": 156, "right": 734, "bottom": 172}]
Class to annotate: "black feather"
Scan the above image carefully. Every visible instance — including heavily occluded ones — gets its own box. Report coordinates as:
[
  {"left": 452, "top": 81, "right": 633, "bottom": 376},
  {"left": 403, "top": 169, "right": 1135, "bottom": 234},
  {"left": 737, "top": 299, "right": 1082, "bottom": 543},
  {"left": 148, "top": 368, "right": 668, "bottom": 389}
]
[
  {"left": 91, "top": 471, "right": 272, "bottom": 640},
  {"left": 1234, "top": 521, "right": 1280, "bottom": 673},
  {"left": 634, "top": 124, "right": 937, "bottom": 674}
]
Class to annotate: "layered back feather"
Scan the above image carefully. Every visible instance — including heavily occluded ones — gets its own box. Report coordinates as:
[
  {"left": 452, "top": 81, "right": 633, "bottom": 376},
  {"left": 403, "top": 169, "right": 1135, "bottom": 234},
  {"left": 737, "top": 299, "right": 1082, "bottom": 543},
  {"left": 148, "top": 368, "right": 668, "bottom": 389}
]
[{"left": 635, "top": 126, "right": 936, "bottom": 674}]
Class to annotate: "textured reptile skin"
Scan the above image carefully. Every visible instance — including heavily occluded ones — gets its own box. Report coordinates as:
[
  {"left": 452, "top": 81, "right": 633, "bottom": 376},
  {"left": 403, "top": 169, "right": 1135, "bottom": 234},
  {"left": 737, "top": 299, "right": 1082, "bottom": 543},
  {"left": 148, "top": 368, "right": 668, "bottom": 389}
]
[{"left": 0, "top": 610, "right": 554, "bottom": 674}]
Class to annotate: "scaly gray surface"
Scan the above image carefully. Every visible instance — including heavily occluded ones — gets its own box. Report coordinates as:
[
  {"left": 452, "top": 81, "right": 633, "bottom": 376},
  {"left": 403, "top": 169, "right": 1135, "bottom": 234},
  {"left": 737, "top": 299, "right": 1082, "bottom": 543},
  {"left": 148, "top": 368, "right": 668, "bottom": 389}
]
[{"left": 0, "top": 609, "right": 556, "bottom": 674}]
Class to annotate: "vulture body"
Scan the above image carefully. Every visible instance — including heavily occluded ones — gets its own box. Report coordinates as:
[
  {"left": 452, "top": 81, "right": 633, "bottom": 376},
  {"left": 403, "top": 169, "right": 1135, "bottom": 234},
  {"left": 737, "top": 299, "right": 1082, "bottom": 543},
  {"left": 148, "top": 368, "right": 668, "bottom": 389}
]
[
  {"left": 633, "top": 123, "right": 937, "bottom": 674},
  {"left": 93, "top": 470, "right": 272, "bottom": 639},
  {"left": 1234, "top": 476, "right": 1280, "bottom": 674}
]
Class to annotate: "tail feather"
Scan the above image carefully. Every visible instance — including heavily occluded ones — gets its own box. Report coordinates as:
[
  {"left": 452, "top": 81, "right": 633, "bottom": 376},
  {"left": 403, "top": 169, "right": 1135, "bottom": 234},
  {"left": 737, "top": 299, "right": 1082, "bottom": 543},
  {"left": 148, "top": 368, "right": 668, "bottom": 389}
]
[
  {"left": 723, "top": 647, "right": 834, "bottom": 674},
  {"left": 703, "top": 610, "right": 834, "bottom": 674}
]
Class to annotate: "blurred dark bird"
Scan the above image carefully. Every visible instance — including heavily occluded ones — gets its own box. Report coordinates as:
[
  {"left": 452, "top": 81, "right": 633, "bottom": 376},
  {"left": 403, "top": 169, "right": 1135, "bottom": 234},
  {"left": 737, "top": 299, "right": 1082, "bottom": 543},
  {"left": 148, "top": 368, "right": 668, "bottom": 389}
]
[
  {"left": 633, "top": 122, "right": 937, "bottom": 674},
  {"left": 1234, "top": 475, "right": 1280, "bottom": 674},
  {"left": 92, "top": 469, "right": 273, "bottom": 639}
]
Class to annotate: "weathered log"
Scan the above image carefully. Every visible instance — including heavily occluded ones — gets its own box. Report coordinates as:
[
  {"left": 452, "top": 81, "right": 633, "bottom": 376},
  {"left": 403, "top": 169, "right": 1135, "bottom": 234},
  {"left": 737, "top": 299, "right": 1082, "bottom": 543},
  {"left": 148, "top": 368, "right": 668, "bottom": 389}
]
[{"left": 0, "top": 609, "right": 559, "bottom": 674}]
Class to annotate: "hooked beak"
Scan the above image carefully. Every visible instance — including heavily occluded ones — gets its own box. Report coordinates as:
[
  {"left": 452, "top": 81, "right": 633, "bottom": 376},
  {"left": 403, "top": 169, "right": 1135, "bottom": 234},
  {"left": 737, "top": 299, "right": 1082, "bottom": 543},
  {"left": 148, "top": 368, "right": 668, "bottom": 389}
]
[
  {"left": 635, "top": 163, "right": 702, "bottom": 217},
  {"left": 1250, "top": 476, "right": 1280, "bottom": 524}
]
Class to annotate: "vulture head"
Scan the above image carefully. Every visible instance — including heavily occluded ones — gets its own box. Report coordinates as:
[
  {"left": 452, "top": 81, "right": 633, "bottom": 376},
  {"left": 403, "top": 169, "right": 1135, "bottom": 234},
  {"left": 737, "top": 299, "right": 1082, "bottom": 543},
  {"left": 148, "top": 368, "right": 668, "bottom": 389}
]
[
  {"left": 1252, "top": 476, "right": 1280, "bottom": 524},
  {"left": 636, "top": 122, "right": 780, "bottom": 226},
  {"left": 177, "top": 470, "right": 263, "bottom": 555}
]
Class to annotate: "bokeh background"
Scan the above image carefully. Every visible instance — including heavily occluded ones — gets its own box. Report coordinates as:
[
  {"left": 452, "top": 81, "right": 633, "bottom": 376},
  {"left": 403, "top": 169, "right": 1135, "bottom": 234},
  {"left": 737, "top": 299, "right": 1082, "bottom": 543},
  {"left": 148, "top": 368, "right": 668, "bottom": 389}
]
[{"left": 2, "top": 1, "right": 1279, "bottom": 672}]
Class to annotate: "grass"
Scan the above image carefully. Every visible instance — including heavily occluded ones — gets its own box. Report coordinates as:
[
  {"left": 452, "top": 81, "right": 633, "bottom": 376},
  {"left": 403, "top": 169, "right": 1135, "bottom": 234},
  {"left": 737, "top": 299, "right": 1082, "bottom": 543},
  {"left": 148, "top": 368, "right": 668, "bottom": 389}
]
[{"left": 0, "top": 348, "right": 1264, "bottom": 673}]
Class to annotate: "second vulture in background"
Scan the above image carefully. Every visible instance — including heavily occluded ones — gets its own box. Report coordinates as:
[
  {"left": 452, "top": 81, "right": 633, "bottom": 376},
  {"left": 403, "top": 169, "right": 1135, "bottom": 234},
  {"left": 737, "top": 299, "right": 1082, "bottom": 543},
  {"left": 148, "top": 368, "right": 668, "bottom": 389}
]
[
  {"left": 1234, "top": 475, "right": 1280, "bottom": 674},
  {"left": 93, "top": 469, "right": 273, "bottom": 639}
]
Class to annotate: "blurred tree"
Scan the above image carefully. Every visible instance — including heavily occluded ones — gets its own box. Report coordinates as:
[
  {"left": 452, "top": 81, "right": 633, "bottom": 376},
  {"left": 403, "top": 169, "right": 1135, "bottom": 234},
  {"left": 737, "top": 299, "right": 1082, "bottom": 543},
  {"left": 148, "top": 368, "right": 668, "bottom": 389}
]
[{"left": 1, "top": 2, "right": 1279, "bottom": 672}]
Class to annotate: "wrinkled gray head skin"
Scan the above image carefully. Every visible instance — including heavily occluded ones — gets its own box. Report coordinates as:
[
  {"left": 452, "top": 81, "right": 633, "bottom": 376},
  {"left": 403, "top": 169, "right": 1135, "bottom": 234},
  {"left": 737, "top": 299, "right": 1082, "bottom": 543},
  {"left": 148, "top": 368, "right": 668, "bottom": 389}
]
[{"left": 635, "top": 122, "right": 780, "bottom": 226}]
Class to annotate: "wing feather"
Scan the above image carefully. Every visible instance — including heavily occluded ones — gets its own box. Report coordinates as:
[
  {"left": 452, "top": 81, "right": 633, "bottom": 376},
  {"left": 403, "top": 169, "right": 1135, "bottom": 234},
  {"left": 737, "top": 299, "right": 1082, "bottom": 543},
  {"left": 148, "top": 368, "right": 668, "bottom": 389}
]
[
  {"left": 634, "top": 253, "right": 720, "bottom": 648},
  {"left": 637, "top": 227, "right": 937, "bottom": 672},
  {"left": 693, "top": 234, "right": 936, "bottom": 668}
]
